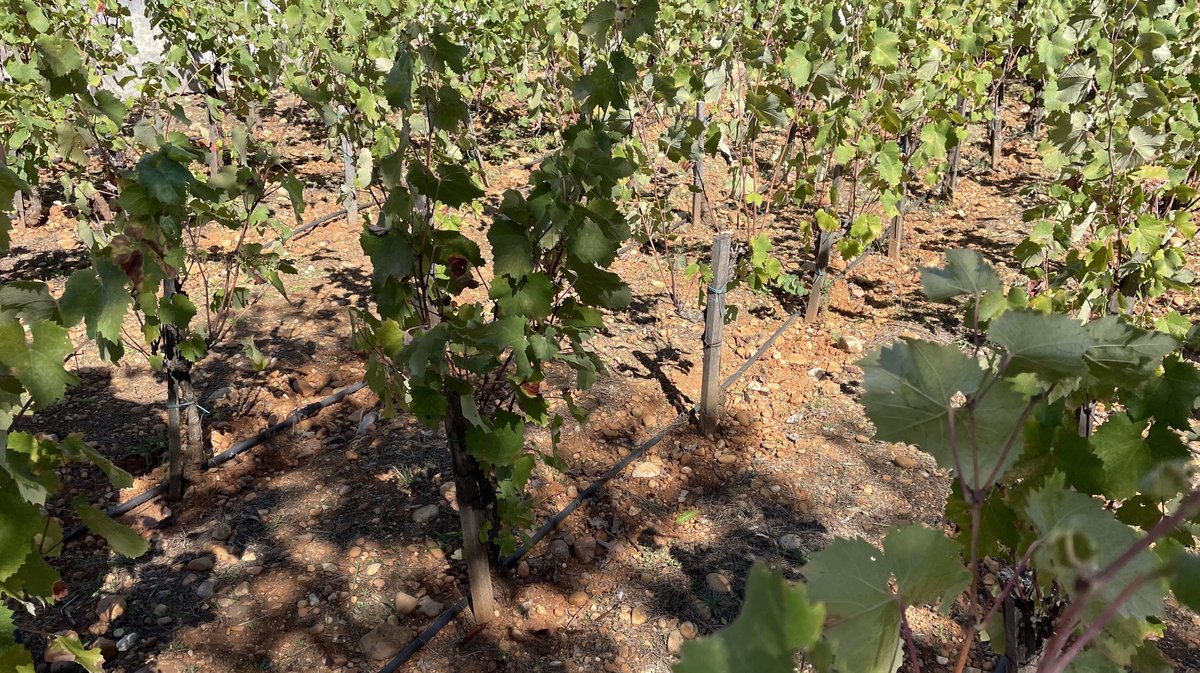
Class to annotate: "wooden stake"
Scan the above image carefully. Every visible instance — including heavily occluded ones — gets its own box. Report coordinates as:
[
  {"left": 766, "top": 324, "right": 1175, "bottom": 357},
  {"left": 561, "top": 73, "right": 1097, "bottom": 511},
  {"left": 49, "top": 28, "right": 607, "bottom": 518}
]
[
  {"left": 888, "top": 185, "right": 906, "bottom": 260},
  {"left": 944, "top": 95, "right": 966, "bottom": 200},
  {"left": 163, "top": 277, "right": 185, "bottom": 501},
  {"left": 699, "top": 233, "right": 732, "bottom": 436},
  {"left": 692, "top": 102, "right": 706, "bottom": 227},
  {"left": 445, "top": 392, "right": 495, "bottom": 623},
  {"left": 989, "top": 81, "right": 1005, "bottom": 170},
  {"left": 341, "top": 132, "right": 360, "bottom": 227},
  {"left": 889, "top": 132, "right": 910, "bottom": 260}
]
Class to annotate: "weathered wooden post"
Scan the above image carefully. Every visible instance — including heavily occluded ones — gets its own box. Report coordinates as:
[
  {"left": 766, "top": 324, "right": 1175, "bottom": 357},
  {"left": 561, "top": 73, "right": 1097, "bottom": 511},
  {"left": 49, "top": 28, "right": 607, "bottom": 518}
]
[
  {"left": 699, "top": 233, "right": 732, "bottom": 435},
  {"left": 444, "top": 391, "right": 495, "bottom": 623},
  {"left": 339, "top": 107, "right": 360, "bottom": 227},
  {"left": 944, "top": 95, "right": 966, "bottom": 199},
  {"left": 692, "top": 102, "right": 706, "bottom": 226},
  {"left": 889, "top": 132, "right": 910, "bottom": 260},
  {"left": 341, "top": 134, "right": 360, "bottom": 227},
  {"left": 989, "top": 80, "right": 1006, "bottom": 170}
]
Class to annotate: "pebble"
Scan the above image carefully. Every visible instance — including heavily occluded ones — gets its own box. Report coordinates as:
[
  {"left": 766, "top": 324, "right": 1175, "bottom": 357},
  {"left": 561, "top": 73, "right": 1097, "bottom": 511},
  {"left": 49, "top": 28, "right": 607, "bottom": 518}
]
[
  {"left": 359, "top": 622, "right": 410, "bottom": 660},
  {"left": 418, "top": 596, "right": 443, "bottom": 617},
  {"left": 517, "top": 561, "right": 530, "bottom": 577},
  {"left": 96, "top": 595, "right": 126, "bottom": 623},
  {"left": 549, "top": 539, "right": 571, "bottom": 560},
  {"left": 667, "top": 629, "right": 684, "bottom": 654},
  {"left": 153, "top": 604, "right": 168, "bottom": 617},
  {"left": 412, "top": 504, "right": 440, "bottom": 524},
  {"left": 187, "top": 556, "right": 215, "bottom": 572},
  {"left": 366, "top": 563, "right": 382, "bottom": 576},
  {"left": 211, "top": 523, "right": 233, "bottom": 540},
  {"left": 631, "top": 461, "right": 661, "bottom": 479},
  {"left": 394, "top": 591, "right": 419, "bottom": 616},
  {"left": 779, "top": 534, "right": 803, "bottom": 551},
  {"left": 679, "top": 622, "right": 697, "bottom": 639},
  {"left": 893, "top": 454, "right": 919, "bottom": 470},
  {"left": 573, "top": 536, "right": 597, "bottom": 564},
  {"left": 196, "top": 580, "right": 216, "bottom": 599},
  {"left": 630, "top": 606, "right": 648, "bottom": 626},
  {"left": 568, "top": 591, "right": 589, "bottom": 607},
  {"left": 936, "top": 655, "right": 950, "bottom": 665},
  {"left": 837, "top": 335, "right": 865, "bottom": 354},
  {"left": 706, "top": 573, "right": 732, "bottom": 594}
]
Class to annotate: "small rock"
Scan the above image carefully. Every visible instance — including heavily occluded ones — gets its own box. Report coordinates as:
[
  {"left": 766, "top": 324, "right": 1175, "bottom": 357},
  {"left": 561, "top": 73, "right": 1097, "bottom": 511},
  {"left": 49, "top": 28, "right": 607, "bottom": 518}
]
[
  {"left": 211, "top": 523, "right": 233, "bottom": 541},
  {"left": 549, "top": 539, "right": 571, "bottom": 560},
  {"left": 679, "top": 622, "right": 697, "bottom": 639},
  {"left": 294, "top": 367, "right": 333, "bottom": 397},
  {"left": 630, "top": 606, "right": 648, "bottom": 626},
  {"left": 667, "top": 629, "right": 685, "bottom": 655},
  {"left": 418, "top": 596, "right": 443, "bottom": 617},
  {"left": 153, "top": 604, "right": 168, "bottom": 617},
  {"left": 706, "top": 572, "right": 732, "bottom": 594},
  {"left": 94, "top": 637, "right": 117, "bottom": 660},
  {"left": 412, "top": 504, "right": 440, "bottom": 524},
  {"left": 935, "top": 655, "right": 950, "bottom": 665},
  {"left": 836, "top": 335, "right": 864, "bottom": 354},
  {"left": 517, "top": 560, "right": 530, "bottom": 578},
  {"left": 115, "top": 632, "right": 137, "bottom": 652},
  {"left": 893, "top": 454, "right": 919, "bottom": 470},
  {"left": 573, "top": 536, "right": 597, "bottom": 564},
  {"left": 631, "top": 461, "right": 661, "bottom": 479},
  {"left": 196, "top": 580, "right": 216, "bottom": 599},
  {"left": 568, "top": 591, "right": 589, "bottom": 607},
  {"left": 186, "top": 556, "right": 215, "bottom": 572},
  {"left": 779, "top": 534, "right": 803, "bottom": 551},
  {"left": 393, "top": 591, "right": 419, "bottom": 616},
  {"left": 359, "top": 622, "right": 411, "bottom": 661},
  {"left": 96, "top": 595, "right": 126, "bottom": 623},
  {"left": 365, "top": 563, "right": 382, "bottom": 576}
]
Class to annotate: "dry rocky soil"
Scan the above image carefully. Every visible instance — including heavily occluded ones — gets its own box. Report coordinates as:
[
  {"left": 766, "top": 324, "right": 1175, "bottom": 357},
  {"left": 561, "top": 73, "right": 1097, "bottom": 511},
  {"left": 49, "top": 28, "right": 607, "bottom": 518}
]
[{"left": 6, "top": 95, "right": 1200, "bottom": 673}]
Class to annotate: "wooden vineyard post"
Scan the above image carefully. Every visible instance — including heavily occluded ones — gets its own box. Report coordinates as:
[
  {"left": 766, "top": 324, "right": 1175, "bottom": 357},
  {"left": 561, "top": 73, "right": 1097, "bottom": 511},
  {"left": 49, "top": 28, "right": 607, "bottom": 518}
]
[
  {"left": 340, "top": 131, "right": 360, "bottom": 227},
  {"left": 338, "top": 107, "right": 360, "bottom": 227},
  {"left": 699, "top": 233, "right": 732, "bottom": 436},
  {"left": 989, "top": 80, "right": 1005, "bottom": 170},
  {"left": 696, "top": 100, "right": 700, "bottom": 224},
  {"left": 163, "top": 277, "right": 185, "bottom": 501},
  {"left": 1028, "top": 79, "right": 1045, "bottom": 137},
  {"left": 888, "top": 132, "right": 910, "bottom": 260},
  {"left": 692, "top": 102, "right": 706, "bottom": 226},
  {"left": 444, "top": 391, "right": 495, "bottom": 623},
  {"left": 944, "top": 95, "right": 966, "bottom": 200}
]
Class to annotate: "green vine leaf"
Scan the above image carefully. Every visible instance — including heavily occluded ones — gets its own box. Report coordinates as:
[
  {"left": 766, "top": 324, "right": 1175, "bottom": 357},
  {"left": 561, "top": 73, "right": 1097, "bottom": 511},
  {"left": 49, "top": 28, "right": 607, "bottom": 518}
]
[
  {"left": 674, "top": 563, "right": 824, "bottom": 673},
  {"left": 0, "top": 319, "right": 78, "bottom": 410},
  {"left": 72, "top": 498, "right": 150, "bottom": 559},
  {"left": 806, "top": 527, "right": 968, "bottom": 673},
  {"left": 920, "top": 249, "right": 1003, "bottom": 301}
]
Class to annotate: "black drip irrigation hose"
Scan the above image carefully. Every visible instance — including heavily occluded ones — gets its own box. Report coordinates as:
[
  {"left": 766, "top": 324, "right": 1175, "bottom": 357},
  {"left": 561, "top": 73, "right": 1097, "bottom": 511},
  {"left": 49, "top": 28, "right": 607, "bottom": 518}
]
[
  {"left": 205, "top": 381, "right": 369, "bottom": 469},
  {"left": 374, "top": 298, "right": 808, "bottom": 672},
  {"left": 289, "top": 201, "right": 381, "bottom": 240},
  {"left": 62, "top": 380, "right": 369, "bottom": 544}
]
